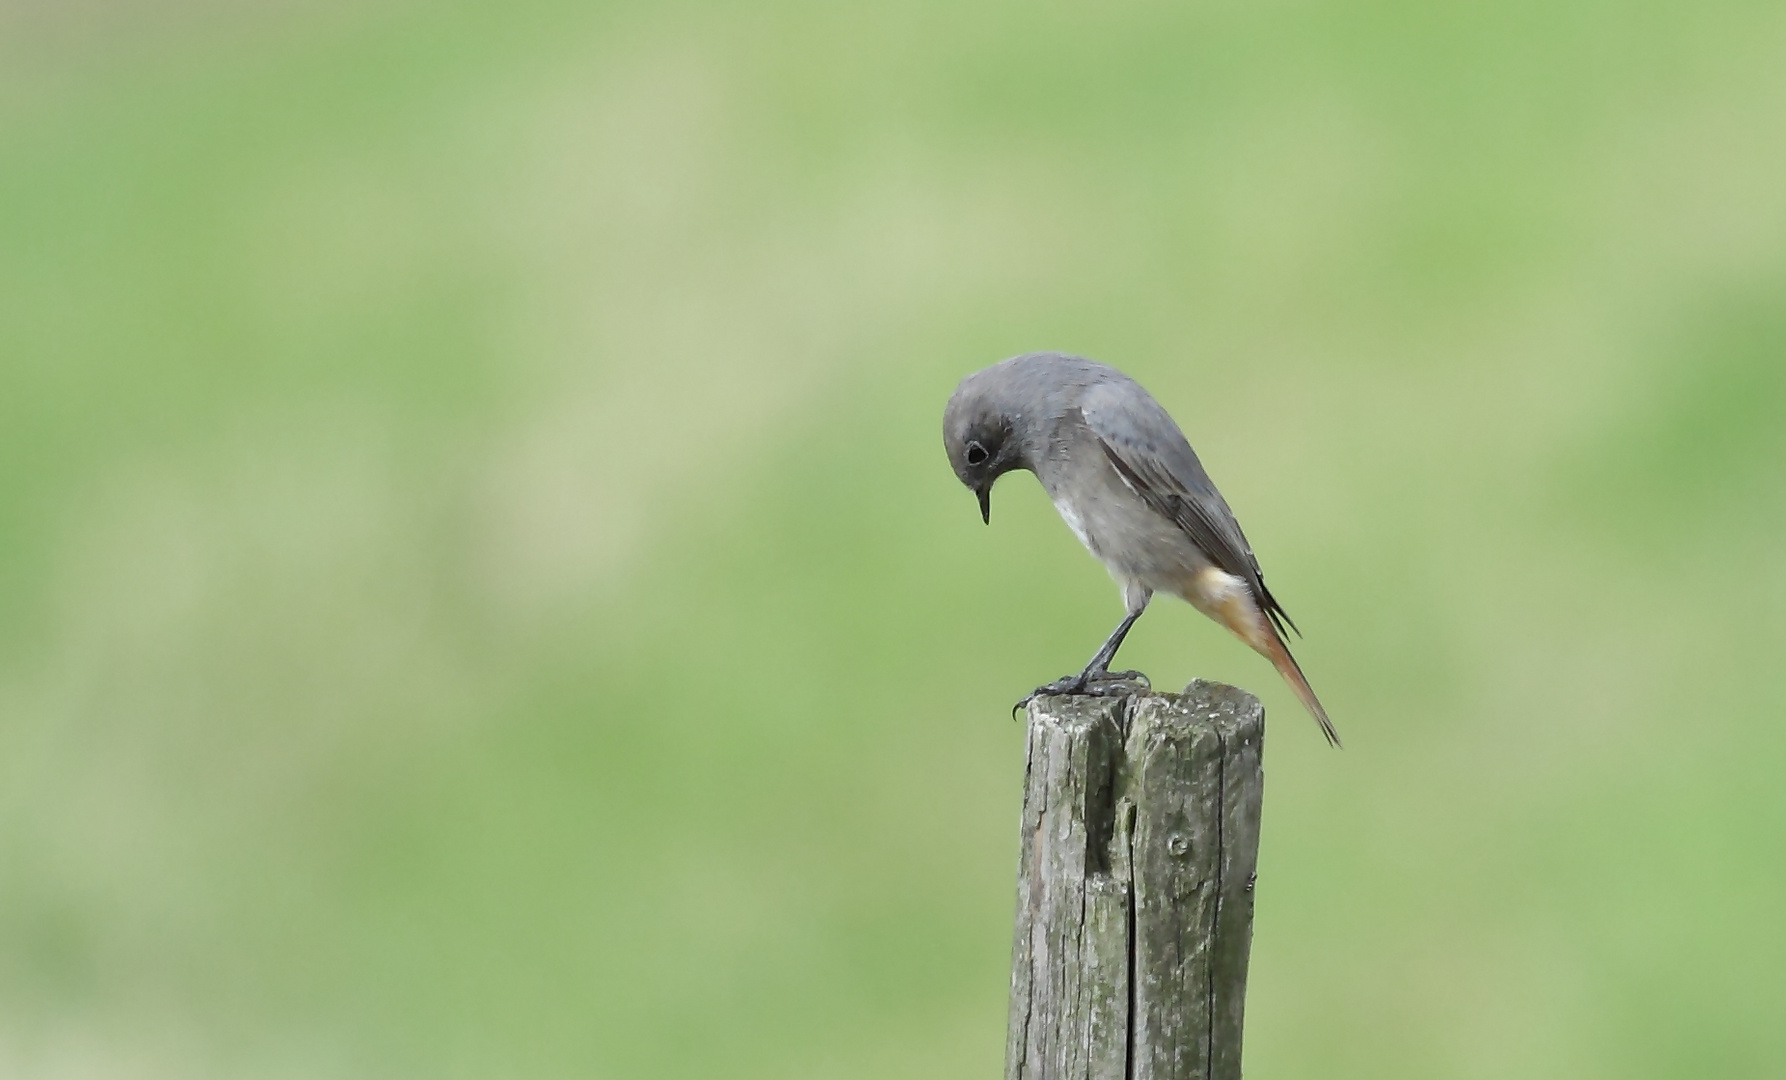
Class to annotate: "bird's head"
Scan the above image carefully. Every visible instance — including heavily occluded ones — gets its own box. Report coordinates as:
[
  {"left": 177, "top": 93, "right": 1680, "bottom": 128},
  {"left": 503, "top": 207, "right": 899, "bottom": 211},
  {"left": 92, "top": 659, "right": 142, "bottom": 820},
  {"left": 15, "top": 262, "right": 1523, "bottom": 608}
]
[{"left": 942, "top": 374, "right": 1028, "bottom": 525}]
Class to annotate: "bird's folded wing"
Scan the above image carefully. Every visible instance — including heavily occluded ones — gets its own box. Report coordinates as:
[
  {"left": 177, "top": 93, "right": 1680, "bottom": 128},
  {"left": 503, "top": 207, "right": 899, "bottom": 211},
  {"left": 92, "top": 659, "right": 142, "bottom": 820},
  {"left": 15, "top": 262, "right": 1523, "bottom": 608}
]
[{"left": 1079, "top": 383, "right": 1299, "bottom": 638}]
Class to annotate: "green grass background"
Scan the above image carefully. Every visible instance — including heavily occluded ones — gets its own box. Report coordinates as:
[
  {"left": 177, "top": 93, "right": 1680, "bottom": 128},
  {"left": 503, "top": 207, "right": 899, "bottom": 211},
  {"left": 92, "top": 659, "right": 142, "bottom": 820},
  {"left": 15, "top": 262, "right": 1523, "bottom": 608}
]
[{"left": 4, "top": 1, "right": 1785, "bottom": 1076}]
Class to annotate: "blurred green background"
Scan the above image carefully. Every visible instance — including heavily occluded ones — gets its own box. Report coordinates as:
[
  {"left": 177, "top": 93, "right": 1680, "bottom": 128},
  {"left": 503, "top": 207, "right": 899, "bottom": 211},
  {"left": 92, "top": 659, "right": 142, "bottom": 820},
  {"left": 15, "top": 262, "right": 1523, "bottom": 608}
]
[{"left": 4, "top": 0, "right": 1785, "bottom": 1076}]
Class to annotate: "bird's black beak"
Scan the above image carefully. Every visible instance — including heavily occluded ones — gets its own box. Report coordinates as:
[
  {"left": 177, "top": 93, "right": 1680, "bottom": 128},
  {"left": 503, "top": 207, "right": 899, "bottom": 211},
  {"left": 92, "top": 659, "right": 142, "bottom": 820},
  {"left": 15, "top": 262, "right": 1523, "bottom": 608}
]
[{"left": 976, "top": 485, "right": 991, "bottom": 525}]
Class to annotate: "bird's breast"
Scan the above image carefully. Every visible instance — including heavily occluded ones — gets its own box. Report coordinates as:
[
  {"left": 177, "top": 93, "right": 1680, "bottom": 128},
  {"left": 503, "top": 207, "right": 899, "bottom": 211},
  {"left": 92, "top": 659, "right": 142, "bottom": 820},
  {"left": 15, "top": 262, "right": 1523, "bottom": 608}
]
[{"left": 1049, "top": 492, "right": 1098, "bottom": 554}]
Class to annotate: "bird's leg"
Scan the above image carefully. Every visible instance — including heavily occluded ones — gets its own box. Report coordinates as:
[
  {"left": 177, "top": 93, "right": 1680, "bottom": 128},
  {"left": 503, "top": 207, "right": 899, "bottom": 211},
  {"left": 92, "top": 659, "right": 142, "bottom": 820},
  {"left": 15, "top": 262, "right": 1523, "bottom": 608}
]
[
  {"left": 1079, "top": 608, "right": 1145, "bottom": 682},
  {"left": 1015, "top": 606, "right": 1151, "bottom": 713}
]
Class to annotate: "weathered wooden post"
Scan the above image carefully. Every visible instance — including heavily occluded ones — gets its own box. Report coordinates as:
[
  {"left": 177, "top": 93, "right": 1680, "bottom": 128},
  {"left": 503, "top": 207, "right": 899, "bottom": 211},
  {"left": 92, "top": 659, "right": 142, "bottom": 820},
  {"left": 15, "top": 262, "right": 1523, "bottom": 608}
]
[{"left": 1005, "top": 678, "right": 1265, "bottom": 1080}]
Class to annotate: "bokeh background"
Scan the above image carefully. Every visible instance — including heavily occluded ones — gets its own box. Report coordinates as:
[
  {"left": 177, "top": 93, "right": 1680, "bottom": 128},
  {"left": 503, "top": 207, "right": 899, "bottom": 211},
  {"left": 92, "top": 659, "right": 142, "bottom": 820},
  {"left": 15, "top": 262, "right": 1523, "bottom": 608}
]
[{"left": 4, "top": 0, "right": 1786, "bottom": 1076}]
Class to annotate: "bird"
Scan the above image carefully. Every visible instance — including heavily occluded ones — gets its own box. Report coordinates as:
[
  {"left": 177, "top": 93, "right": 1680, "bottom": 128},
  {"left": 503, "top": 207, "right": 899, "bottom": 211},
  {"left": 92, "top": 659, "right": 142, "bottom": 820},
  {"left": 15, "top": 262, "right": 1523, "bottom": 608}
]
[{"left": 942, "top": 351, "right": 1340, "bottom": 746}]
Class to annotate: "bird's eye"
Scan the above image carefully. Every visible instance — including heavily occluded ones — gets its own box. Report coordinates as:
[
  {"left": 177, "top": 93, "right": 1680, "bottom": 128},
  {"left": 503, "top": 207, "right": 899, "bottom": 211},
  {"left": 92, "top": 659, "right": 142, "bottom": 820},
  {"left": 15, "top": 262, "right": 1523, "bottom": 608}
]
[{"left": 964, "top": 442, "right": 989, "bottom": 466}]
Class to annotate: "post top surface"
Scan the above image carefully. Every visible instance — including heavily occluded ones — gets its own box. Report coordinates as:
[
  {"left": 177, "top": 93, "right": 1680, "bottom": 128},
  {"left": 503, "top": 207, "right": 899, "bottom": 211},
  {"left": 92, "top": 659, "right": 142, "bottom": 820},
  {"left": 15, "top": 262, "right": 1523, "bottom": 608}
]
[{"left": 1025, "top": 678, "right": 1264, "bottom": 742}]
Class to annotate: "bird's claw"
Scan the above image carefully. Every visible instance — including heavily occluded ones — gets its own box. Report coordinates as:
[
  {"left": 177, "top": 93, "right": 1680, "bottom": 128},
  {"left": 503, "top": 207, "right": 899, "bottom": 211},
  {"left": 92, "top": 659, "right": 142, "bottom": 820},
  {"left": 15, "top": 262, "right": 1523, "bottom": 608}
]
[{"left": 1012, "top": 669, "right": 1151, "bottom": 717}]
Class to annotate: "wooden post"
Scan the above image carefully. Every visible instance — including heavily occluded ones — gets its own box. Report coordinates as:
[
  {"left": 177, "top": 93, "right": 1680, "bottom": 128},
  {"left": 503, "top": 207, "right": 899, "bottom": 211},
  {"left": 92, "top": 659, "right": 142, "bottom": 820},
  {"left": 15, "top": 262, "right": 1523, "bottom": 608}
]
[{"left": 1005, "top": 678, "right": 1265, "bottom": 1080}]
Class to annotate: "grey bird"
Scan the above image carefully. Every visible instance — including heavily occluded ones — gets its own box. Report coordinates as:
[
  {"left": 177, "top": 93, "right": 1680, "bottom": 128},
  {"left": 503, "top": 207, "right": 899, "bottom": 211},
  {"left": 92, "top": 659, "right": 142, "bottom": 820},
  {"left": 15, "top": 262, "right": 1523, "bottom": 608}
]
[{"left": 942, "top": 352, "right": 1340, "bottom": 746}]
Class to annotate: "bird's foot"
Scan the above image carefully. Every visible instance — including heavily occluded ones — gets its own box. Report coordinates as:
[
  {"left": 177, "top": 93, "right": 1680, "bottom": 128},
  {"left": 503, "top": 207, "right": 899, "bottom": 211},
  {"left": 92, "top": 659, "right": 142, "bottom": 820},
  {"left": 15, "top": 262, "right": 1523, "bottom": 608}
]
[{"left": 1013, "top": 669, "right": 1151, "bottom": 716}]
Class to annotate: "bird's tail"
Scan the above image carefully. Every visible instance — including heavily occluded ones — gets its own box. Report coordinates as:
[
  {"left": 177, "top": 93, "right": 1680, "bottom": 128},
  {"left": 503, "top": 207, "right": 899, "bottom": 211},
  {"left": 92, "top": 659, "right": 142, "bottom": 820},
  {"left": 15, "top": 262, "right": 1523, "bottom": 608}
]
[
  {"left": 1183, "top": 567, "right": 1342, "bottom": 748},
  {"left": 1258, "top": 628, "right": 1342, "bottom": 748}
]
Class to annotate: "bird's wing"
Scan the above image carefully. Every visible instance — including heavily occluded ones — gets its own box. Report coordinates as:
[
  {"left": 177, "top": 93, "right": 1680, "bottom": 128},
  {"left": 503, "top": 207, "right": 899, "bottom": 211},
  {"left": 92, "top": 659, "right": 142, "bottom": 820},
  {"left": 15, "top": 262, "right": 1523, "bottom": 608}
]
[{"left": 1078, "top": 380, "right": 1299, "bottom": 638}]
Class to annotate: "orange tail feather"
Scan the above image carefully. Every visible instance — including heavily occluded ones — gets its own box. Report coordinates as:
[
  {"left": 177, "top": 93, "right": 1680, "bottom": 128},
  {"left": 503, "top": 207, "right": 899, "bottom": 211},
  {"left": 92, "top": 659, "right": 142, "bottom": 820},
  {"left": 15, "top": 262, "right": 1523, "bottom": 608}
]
[
  {"left": 1183, "top": 567, "right": 1342, "bottom": 748},
  {"left": 1260, "top": 629, "right": 1342, "bottom": 748}
]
